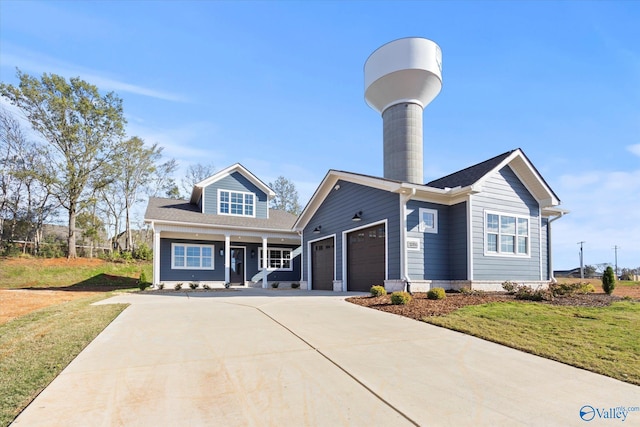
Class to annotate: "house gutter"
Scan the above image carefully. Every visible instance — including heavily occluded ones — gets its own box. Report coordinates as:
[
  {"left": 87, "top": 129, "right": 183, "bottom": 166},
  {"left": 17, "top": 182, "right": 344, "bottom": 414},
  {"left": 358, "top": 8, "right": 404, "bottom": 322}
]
[
  {"left": 297, "top": 231, "right": 303, "bottom": 284},
  {"left": 150, "top": 219, "right": 299, "bottom": 237},
  {"left": 399, "top": 187, "right": 416, "bottom": 293},
  {"left": 547, "top": 211, "right": 567, "bottom": 283}
]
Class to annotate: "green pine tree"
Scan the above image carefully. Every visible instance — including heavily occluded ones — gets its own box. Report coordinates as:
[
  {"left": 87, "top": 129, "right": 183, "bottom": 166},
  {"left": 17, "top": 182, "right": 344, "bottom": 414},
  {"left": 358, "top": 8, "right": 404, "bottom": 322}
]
[{"left": 602, "top": 266, "right": 616, "bottom": 295}]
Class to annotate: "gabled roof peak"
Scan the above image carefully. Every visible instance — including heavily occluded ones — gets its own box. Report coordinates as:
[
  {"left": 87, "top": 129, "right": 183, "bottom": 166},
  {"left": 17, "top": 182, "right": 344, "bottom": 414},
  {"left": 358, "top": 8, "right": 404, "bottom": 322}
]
[{"left": 189, "top": 163, "right": 275, "bottom": 204}]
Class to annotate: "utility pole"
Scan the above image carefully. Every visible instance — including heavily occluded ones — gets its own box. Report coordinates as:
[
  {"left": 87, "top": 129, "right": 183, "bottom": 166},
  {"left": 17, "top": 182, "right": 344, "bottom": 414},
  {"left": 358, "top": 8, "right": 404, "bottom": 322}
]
[
  {"left": 613, "top": 245, "right": 620, "bottom": 278},
  {"left": 578, "top": 241, "right": 585, "bottom": 279}
]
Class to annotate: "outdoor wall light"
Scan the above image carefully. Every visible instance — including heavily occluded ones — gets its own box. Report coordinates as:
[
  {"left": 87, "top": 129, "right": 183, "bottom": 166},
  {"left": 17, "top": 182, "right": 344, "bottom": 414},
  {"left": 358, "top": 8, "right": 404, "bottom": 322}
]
[
  {"left": 219, "top": 249, "right": 224, "bottom": 257},
  {"left": 251, "top": 250, "right": 255, "bottom": 258},
  {"left": 313, "top": 226, "right": 322, "bottom": 234},
  {"left": 352, "top": 211, "right": 363, "bottom": 222}
]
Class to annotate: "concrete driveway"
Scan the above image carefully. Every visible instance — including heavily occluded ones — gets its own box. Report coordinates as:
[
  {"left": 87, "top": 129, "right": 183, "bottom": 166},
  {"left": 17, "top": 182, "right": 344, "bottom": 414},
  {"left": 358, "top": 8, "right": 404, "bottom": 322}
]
[{"left": 11, "top": 289, "right": 640, "bottom": 426}]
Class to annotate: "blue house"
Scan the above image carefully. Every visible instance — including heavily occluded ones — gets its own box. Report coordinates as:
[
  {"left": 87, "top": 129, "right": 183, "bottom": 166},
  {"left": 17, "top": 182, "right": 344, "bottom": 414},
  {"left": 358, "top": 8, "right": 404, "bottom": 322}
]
[
  {"left": 293, "top": 148, "right": 565, "bottom": 292},
  {"left": 145, "top": 38, "right": 566, "bottom": 292},
  {"left": 144, "top": 163, "right": 301, "bottom": 288}
]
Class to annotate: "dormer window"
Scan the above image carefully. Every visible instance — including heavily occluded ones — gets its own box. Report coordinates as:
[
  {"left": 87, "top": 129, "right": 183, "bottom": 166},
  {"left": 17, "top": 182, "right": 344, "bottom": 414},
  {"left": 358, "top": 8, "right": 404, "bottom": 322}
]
[{"left": 218, "top": 189, "right": 255, "bottom": 217}]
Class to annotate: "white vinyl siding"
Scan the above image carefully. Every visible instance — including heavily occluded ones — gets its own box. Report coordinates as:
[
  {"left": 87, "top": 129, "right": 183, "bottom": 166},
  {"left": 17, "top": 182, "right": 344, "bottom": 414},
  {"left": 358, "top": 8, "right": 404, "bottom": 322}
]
[
  {"left": 485, "top": 210, "right": 529, "bottom": 257},
  {"left": 259, "top": 248, "right": 293, "bottom": 271},
  {"left": 172, "top": 243, "right": 215, "bottom": 269}
]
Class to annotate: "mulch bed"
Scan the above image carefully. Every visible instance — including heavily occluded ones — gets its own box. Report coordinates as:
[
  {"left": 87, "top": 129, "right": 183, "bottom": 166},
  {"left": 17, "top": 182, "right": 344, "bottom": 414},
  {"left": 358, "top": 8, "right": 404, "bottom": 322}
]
[{"left": 346, "top": 292, "right": 632, "bottom": 320}]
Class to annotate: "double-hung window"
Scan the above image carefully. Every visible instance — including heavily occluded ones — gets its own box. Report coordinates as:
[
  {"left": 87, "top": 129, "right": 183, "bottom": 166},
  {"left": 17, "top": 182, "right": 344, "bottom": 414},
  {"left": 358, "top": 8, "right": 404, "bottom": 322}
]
[
  {"left": 258, "top": 248, "right": 293, "bottom": 271},
  {"left": 172, "top": 243, "right": 214, "bottom": 269},
  {"left": 218, "top": 190, "right": 255, "bottom": 217},
  {"left": 485, "top": 211, "right": 529, "bottom": 256}
]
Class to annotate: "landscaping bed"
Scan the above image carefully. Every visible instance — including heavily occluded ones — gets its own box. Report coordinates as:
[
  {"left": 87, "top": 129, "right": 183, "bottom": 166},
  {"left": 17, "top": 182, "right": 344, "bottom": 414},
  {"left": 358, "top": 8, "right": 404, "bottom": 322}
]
[{"left": 346, "top": 290, "right": 632, "bottom": 320}]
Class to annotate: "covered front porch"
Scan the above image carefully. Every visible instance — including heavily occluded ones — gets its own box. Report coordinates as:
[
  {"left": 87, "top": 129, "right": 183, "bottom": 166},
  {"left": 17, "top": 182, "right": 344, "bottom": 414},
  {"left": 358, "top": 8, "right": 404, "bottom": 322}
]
[{"left": 150, "top": 223, "right": 301, "bottom": 289}]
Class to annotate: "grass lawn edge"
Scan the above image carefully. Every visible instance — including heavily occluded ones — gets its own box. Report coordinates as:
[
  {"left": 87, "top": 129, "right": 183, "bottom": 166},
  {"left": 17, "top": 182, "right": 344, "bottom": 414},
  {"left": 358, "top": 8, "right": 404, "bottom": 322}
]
[
  {"left": 423, "top": 300, "right": 640, "bottom": 386},
  {"left": 0, "top": 292, "right": 130, "bottom": 426}
]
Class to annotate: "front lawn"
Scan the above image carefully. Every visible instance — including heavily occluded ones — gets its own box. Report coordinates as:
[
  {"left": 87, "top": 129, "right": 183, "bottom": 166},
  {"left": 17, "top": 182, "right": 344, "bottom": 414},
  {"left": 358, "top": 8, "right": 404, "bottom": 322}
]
[
  {"left": 0, "top": 293, "right": 127, "bottom": 426},
  {"left": 425, "top": 301, "right": 640, "bottom": 385},
  {"left": 0, "top": 257, "right": 151, "bottom": 289}
]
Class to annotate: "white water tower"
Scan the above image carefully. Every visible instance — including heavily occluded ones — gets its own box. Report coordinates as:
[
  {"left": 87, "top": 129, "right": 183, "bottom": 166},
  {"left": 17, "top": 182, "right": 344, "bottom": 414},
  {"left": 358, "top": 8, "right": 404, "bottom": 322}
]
[{"left": 364, "top": 37, "right": 442, "bottom": 184}]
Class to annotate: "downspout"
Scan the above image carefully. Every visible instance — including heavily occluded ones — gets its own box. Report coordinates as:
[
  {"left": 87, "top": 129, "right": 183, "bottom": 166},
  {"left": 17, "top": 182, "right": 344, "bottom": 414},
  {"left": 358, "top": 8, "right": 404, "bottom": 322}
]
[
  {"left": 297, "top": 231, "right": 303, "bottom": 284},
  {"left": 151, "top": 221, "right": 160, "bottom": 287},
  {"left": 400, "top": 188, "right": 416, "bottom": 293},
  {"left": 547, "top": 212, "right": 566, "bottom": 283}
]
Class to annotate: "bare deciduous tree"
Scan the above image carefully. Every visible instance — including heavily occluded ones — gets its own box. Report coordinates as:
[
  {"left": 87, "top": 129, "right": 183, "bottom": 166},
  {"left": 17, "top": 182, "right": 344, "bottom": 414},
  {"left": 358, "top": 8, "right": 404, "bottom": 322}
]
[
  {"left": 269, "top": 176, "right": 302, "bottom": 215},
  {"left": 181, "top": 163, "right": 216, "bottom": 199}
]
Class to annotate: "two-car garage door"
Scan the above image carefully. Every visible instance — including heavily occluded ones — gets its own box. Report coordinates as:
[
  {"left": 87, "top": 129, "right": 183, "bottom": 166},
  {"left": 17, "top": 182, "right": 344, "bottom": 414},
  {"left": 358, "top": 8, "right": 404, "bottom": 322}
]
[{"left": 311, "top": 224, "right": 386, "bottom": 292}]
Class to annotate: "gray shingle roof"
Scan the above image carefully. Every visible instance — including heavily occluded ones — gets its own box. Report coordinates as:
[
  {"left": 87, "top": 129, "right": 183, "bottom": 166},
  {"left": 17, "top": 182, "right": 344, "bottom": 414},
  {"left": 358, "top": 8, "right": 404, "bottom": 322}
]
[
  {"left": 426, "top": 149, "right": 516, "bottom": 189},
  {"left": 144, "top": 197, "right": 298, "bottom": 231}
]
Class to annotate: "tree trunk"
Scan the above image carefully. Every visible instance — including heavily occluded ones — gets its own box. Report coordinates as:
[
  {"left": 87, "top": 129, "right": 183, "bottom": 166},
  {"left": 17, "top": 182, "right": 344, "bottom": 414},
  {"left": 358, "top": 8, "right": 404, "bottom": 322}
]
[
  {"left": 34, "top": 227, "right": 41, "bottom": 255},
  {"left": 111, "top": 213, "right": 121, "bottom": 253},
  {"left": 68, "top": 204, "right": 77, "bottom": 258},
  {"left": 125, "top": 198, "right": 132, "bottom": 252}
]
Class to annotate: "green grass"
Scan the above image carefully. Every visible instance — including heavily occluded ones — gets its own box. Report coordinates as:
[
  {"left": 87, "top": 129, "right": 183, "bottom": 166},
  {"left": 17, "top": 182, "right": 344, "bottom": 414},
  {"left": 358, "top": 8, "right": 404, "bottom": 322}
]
[
  {"left": 618, "top": 280, "right": 640, "bottom": 287},
  {"left": 0, "top": 294, "right": 128, "bottom": 426},
  {"left": 425, "top": 301, "right": 640, "bottom": 385},
  {"left": 0, "top": 258, "right": 152, "bottom": 289}
]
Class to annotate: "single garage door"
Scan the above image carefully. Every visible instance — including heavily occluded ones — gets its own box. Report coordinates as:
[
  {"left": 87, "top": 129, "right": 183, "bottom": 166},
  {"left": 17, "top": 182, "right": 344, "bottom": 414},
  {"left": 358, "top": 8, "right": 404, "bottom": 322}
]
[
  {"left": 347, "top": 224, "right": 386, "bottom": 292},
  {"left": 311, "top": 237, "right": 334, "bottom": 290}
]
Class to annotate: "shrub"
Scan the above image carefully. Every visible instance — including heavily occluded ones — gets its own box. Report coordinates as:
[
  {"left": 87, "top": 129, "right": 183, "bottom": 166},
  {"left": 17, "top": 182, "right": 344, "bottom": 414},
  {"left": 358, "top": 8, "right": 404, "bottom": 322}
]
[
  {"left": 202, "top": 283, "right": 211, "bottom": 290},
  {"left": 138, "top": 271, "right": 149, "bottom": 291},
  {"left": 189, "top": 282, "right": 199, "bottom": 290},
  {"left": 224, "top": 282, "right": 230, "bottom": 289},
  {"left": 157, "top": 283, "right": 165, "bottom": 290},
  {"left": 291, "top": 282, "right": 300, "bottom": 289},
  {"left": 133, "top": 243, "right": 153, "bottom": 261},
  {"left": 514, "top": 285, "right": 550, "bottom": 301},
  {"left": 502, "top": 281, "right": 518, "bottom": 294},
  {"left": 174, "top": 283, "right": 183, "bottom": 290},
  {"left": 459, "top": 287, "right": 486, "bottom": 296},
  {"left": 271, "top": 282, "right": 279, "bottom": 288},
  {"left": 602, "top": 266, "right": 616, "bottom": 295},
  {"left": 370, "top": 285, "right": 387, "bottom": 297},
  {"left": 427, "top": 287, "right": 446, "bottom": 300},
  {"left": 390, "top": 291, "right": 412, "bottom": 305},
  {"left": 549, "top": 282, "right": 595, "bottom": 297},
  {"left": 38, "top": 235, "right": 66, "bottom": 258}
]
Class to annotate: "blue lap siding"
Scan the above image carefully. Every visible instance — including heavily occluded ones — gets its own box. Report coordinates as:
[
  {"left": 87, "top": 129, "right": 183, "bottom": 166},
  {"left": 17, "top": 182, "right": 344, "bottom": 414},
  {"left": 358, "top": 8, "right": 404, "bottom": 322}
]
[
  {"left": 302, "top": 180, "right": 400, "bottom": 283},
  {"left": 471, "top": 166, "right": 543, "bottom": 281},
  {"left": 406, "top": 200, "right": 467, "bottom": 281},
  {"left": 202, "top": 172, "right": 269, "bottom": 218}
]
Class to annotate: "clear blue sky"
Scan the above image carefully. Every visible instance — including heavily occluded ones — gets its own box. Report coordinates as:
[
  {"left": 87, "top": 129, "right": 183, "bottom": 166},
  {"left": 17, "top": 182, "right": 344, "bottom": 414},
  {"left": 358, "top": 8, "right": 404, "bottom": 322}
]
[{"left": 1, "top": 0, "right": 639, "bottom": 270}]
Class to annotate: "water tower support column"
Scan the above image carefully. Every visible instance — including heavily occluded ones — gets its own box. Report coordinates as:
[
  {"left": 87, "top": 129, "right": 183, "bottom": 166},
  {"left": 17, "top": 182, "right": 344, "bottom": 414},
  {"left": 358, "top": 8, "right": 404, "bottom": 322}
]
[{"left": 383, "top": 102, "right": 424, "bottom": 183}]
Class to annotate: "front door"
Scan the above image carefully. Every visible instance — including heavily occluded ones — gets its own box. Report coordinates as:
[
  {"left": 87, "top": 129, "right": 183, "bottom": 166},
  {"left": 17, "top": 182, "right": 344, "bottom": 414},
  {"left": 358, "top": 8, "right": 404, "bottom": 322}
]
[{"left": 229, "top": 248, "right": 245, "bottom": 285}]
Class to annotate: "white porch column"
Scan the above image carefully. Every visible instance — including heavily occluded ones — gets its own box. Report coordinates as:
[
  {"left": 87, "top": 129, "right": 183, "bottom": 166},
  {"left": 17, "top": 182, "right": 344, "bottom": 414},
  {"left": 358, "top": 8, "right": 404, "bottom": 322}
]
[
  {"left": 224, "top": 234, "right": 231, "bottom": 284},
  {"left": 153, "top": 229, "right": 161, "bottom": 286},
  {"left": 262, "top": 236, "right": 268, "bottom": 288}
]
